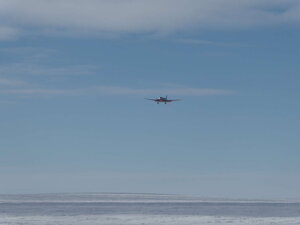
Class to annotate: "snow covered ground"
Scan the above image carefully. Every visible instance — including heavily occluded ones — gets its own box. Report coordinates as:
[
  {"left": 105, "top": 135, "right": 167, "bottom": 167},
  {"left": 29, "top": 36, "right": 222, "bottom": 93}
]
[
  {"left": 0, "top": 193, "right": 299, "bottom": 225},
  {"left": 1, "top": 215, "right": 300, "bottom": 225}
]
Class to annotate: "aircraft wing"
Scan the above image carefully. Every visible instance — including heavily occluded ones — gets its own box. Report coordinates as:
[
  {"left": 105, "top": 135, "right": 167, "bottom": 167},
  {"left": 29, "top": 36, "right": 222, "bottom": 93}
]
[
  {"left": 145, "top": 98, "right": 157, "bottom": 101},
  {"left": 168, "top": 99, "right": 181, "bottom": 102}
]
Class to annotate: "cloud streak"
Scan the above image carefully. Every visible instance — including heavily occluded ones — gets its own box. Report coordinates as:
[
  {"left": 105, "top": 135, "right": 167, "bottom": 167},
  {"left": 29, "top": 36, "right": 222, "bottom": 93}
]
[
  {"left": 0, "top": 0, "right": 300, "bottom": 38},
  {"left": 0, "top": 78, "right": 27, "bottom": 86},
  {"left": 0, "top": 26, "right": 19, "bottom": 40},
  {"left": 0, "top": 63, "right": 98, "bottom": 76},
  {"left": 91, "top": 86, "right": 234, "bottom": 96},
  {"left": 177, "top": 39, "right": 248, "bottom": 47},
  {"left": 0, "top": 85, "right": 234, "bottom": 97},
  {"left": 0, "top": 88, "right": 69, "bottom": 95}
]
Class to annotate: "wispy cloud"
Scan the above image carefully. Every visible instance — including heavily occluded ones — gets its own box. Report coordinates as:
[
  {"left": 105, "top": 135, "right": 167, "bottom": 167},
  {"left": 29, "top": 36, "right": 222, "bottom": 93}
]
[
  {"left": 0, "top": 88, "right": 72, "bottom": 95},
  {"left": 0, "top": 85, "right": 234, "bottom": 97},
  {"left": 0, "top": 26, "right": 19, "bottom": 40},
  {"left": 0, "top": 78, "right": 27, "bottom": 86},
  {"left": 177, "top": 39, "right": 249, "bottom": 47},
  {"left": 0, "top": 0, "right": 299, "bottom": 38},
  {"left": 0, "top": 63, "right": 98, "bottom": 76},
  {"left": 0, "top": 47, "right": 57, "bottom": 61},
  {"left": 90, "top": 86, "right": 234, "bottom": 96}
]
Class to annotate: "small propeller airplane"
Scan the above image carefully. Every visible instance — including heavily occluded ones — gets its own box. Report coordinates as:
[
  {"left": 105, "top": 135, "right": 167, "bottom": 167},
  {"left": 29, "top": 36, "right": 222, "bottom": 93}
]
[{"left": 145, "top": 96, "right": 181, "bottom": 104}]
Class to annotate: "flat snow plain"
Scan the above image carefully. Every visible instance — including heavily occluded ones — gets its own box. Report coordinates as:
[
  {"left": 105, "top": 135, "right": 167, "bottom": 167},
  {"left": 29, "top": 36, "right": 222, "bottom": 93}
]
[{"left": 0, "top": 193, "right": 300, "bottom": 225}]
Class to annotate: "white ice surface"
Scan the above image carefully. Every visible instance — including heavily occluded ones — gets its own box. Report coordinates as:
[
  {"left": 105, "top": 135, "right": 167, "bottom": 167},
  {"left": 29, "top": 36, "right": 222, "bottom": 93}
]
[{"left": 0, "top": 215, "right": 300, "bottom": 225}]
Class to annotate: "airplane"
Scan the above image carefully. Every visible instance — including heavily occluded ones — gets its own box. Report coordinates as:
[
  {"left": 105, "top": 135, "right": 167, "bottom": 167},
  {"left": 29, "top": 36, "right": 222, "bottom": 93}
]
[{"left": 145, "top": 96, "right": 181, "bottom": 104}]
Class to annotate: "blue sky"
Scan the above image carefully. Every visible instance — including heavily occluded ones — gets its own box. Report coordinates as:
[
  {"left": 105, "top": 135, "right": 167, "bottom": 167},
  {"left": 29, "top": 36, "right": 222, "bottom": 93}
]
[{"left": 0, "top": 0, "right": 300, "bottom": 198}]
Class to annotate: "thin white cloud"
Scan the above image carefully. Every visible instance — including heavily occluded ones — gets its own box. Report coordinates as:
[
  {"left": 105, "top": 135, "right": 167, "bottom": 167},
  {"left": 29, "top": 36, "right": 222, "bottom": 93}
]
[
  {"left": 0, "top": 26, "right": 19, "bottom": 40},
  {"left": 177, "top": 39, "right": 248, "bottom": 47},
  {"left": 0, "top": 85, "right": 234, "bottom": 96},
  {"left": 0, "top": 88, "right": 72, "bottom": 95},
  {"left": 0, "top": 47, "right": 57, "bottom": 60},
  {"left": 0, "top": 78, "right": 27, "bottom": 86},
  {"left": 91, "top": 86, "right": 234, "bottom": 96},
  {"left": 0, "top": 63, "right": 98, "bottom": 76},
  {"left": 0, "top": 0, "right": 299, "bottom": 38}
]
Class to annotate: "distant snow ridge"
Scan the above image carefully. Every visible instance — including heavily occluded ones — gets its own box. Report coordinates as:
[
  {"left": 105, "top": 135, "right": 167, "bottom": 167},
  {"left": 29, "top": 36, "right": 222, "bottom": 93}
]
[
  {"left": 0, "top": 192, "right": 201, "bottom": 203},
  {"left": 0, "top": 193, "right": 300, "bottom": 225},
  {"left": 0, "top": 192, "right": 297, "bottom": 203}
]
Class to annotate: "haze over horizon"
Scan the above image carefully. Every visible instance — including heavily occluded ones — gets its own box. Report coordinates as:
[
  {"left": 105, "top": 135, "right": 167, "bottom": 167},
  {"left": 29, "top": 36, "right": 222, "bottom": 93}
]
[{"left": 0, "top": 0, "right": 299, "bottom": 199}]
